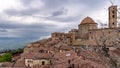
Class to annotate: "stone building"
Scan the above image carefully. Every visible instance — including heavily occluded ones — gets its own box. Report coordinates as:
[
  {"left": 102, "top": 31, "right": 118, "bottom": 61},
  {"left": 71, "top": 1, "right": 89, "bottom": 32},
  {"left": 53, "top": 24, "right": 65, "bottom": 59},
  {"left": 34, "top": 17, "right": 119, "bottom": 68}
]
[
  {"left": 51, "top": 32, "right": 71, "bottom": 45},
  {"left": 51, "top": 32, "right": 66, "bottom": 41},
  {"left": 108, "top": 5, "right": 117, "bottom": 28},
  {"left": 52, "top": 50, "right": 78, "bottom": 68},
  {"left": 78, "top": 16, "right": 97, "bottom": 40},
  {"left": 69, "top": 5, "right": 120, "bottom": 48},
  {"left": 24, "top": 52, "right": 51, "bottom": 67}
]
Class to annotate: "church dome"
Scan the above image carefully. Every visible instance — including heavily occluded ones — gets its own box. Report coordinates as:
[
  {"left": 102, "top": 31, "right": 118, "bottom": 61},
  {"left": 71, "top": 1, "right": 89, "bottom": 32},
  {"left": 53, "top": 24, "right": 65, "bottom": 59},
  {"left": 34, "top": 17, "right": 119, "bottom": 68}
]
[{"left": 80, "top": 17, "right": 96, "bottom": 25}]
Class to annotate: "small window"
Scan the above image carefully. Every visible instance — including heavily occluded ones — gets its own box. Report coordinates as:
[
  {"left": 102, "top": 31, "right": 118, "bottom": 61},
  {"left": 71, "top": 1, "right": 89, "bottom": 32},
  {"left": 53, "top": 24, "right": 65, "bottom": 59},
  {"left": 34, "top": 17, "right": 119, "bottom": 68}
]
[
  {"left": 68, "top": 60, "right": 71, "bottom": 64},
  {"left": 27, "top": 60, "right": 33, "bottom": 63},
  {"left": 112, "top": 22, "right": 115, "bottom": 25},
  {"left": 90, "top": 32, "right": 91, "bottom": 34},
  {"left": 39, "top": 50, "right": 44, "bottom": 53},
  {"left": 112, "top": 11, "right": 115, "bottom": 14},
  {"left": 112, "top": 15, "right": 115, "bottom": 18},
  {"left": 42, "top": 61, "right": 45, "bottom": 65},
  {"left": 28, "top": 64, "right": 30, "bottom": 67},
  {"left": 50, "top": 60, "right": 52, "bottom": 64}
]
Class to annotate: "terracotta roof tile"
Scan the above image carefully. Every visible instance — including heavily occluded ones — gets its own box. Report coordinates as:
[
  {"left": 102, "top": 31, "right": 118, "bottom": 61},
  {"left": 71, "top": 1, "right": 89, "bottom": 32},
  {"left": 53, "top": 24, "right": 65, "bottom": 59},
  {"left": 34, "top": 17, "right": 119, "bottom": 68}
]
[{"left": 80, "top": 16, "right": 96, "bottom": 25}]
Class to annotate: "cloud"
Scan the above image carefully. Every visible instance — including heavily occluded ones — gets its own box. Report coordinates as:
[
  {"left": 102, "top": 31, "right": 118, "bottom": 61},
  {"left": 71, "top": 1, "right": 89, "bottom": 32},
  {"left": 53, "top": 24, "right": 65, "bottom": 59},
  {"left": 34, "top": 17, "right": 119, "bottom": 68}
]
[
  {"left": 0, "top": 29, "right": 8, "bottom": 32},
  {"left": 0, "top": 0, "right": 120, "bottom": 50},
  {"left": 4, "top": 8, "right": 40, "bottom": 16},
  {"left": 52, "top": 8, "right": 68, "bottom": 17},
  {"left": 0, "top": 0, "right": 119, "bottom": 39},
  {"left": 0, "top": 18, "right": 71, "bottom": 38}
]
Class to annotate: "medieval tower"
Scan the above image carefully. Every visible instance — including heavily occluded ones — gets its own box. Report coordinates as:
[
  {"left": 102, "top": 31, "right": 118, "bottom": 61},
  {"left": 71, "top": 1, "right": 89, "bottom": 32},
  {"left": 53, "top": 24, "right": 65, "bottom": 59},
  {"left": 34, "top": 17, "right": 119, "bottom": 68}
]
[{"left": 109, "top": 5, "right": 117, "bottom": 28}]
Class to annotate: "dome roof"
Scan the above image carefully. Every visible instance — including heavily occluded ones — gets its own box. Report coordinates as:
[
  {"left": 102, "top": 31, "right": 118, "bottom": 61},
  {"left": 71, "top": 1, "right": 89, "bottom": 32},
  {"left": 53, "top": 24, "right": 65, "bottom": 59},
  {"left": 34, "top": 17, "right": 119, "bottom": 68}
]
[{"left": 80, "top": 17, "right": 96, "bottom": 25}]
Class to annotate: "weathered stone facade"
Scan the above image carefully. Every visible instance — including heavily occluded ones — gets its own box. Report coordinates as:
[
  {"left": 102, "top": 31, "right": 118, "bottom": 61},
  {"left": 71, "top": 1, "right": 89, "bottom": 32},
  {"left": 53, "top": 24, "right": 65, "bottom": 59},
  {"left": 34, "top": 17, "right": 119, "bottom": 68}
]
[{"left": 69, "top": 5, "right": 120, "bottom": 47}]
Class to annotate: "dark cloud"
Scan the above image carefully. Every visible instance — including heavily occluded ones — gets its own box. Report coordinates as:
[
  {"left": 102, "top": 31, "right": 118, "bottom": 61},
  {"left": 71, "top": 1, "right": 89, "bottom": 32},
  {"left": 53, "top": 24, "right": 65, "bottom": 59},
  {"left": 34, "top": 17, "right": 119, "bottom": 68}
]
[
  {"left": 5, "top": 0, "right": 107, "bottom": 16},
  {"left": 47, "top": 16, "right": 82, "bottom": 22},
  {"left": 0, "top": 0, "right": 116, "bottom": 50},
  {"left": 0, "top": 19, "right": 66, "bottom": 38},
  {"left": 0, "top": 0, "right": 112, "bottom": 39},
  {"left": 4, "top": 0, "right": 43, "bottom": 16},
  {"left": 52, "top": 8, "right": 68, "bottom": 17},
  {"left": 4, "top": 8, "right": 40, "bottom": 16},
  {"left": 0, "top": 19, "right": 55, "bottom": 29},
  {"left": 3, "top": 0, "right": 106, "bottom": 26}
]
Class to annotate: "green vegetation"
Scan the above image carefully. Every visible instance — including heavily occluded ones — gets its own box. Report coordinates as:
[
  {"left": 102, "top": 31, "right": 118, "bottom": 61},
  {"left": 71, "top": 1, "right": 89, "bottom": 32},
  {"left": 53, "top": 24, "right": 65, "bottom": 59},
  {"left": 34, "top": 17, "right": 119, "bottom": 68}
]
[
  {"left": 9, "top": 48, "right": 23, "bottom": 55},
  {"left": 0, "top": 48, "right": 23, "bottom": 55},
  {"left": 0, "top": 48, "right": 23, "bottom": 63},
  {"left": 0, "top": 53, "right": 12, "bottom": 62}
]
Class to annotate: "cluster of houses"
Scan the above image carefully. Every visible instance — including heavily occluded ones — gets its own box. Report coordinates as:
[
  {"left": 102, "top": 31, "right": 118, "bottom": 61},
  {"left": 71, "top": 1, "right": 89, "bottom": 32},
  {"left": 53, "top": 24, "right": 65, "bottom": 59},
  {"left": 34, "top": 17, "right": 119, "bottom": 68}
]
[{"left": 0, "top": 5, "right": 120, "bottom": 68}]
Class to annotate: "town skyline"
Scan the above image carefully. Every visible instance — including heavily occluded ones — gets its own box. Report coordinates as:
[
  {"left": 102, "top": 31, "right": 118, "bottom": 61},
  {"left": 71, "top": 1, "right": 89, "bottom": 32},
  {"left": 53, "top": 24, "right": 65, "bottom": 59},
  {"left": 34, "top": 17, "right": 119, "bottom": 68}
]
[
  {"left": 0, "top": 0, "right": 120, "bottom": 68},
  {"left": 0, "top": 0, "right": 120, "bottom": 50},
  {"left": 0, "top": 0, "right": 120, "bottom": 39}
]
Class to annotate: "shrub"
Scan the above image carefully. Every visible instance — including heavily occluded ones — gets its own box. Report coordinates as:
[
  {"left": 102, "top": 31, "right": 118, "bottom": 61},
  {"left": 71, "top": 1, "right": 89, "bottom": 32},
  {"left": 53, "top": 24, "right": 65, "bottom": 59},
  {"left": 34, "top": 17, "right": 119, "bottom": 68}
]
[{"left": 0, "top": 53, "right": 12, "bottom": 62}]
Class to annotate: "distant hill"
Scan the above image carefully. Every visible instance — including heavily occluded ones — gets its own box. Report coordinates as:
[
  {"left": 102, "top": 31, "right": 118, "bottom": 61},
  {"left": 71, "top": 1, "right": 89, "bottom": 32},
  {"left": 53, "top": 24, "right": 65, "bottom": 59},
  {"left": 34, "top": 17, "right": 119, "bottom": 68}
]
[{"left": 0, "top": 37, "right": 37, "bottom": 50}]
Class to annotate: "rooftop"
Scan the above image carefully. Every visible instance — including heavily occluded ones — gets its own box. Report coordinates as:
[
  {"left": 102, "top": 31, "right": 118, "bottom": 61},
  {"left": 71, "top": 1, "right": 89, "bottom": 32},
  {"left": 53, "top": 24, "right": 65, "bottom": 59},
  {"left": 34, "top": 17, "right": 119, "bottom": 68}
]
[{"left": 80, "top": 16, "right": 96, "bottom": 25}]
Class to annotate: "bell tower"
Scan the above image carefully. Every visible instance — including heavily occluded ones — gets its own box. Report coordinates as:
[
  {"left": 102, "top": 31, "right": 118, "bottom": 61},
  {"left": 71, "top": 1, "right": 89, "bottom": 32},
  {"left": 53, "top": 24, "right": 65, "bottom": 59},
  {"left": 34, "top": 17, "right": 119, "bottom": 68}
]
[{"left": 108, "top": 5, "right": 117, "bottom": 28}]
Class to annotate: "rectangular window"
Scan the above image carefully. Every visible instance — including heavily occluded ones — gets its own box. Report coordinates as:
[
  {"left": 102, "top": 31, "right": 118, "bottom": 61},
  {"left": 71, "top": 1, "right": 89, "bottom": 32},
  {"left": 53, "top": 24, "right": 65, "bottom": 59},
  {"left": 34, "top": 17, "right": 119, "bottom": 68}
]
[
  {"left": 42, "top": 61, "right": 45, "bottom": 65},
  {"left": 27, "top": 60, "right": 33, "bottom": 63}
]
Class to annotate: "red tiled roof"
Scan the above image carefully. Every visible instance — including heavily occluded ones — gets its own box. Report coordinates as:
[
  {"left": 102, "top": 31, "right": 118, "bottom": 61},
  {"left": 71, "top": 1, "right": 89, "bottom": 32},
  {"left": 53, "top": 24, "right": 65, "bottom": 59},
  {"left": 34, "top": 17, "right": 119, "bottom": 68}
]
[
  {"left": 80, "top": 17, "right": 96, "bottom": 25},
  {"left": 24, "top": 52, "right": 52, "bottom": 59}
]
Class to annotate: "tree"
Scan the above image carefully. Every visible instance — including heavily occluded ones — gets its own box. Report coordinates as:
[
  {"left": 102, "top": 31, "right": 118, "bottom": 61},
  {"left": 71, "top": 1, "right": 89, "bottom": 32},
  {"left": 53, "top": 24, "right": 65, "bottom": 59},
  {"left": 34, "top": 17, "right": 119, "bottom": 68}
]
[
  {"left": 92, "top": 22, "right": 120, "bottom": 68},
  {"left": 0, "top": 53, "right": 12, "bottom": 62}
]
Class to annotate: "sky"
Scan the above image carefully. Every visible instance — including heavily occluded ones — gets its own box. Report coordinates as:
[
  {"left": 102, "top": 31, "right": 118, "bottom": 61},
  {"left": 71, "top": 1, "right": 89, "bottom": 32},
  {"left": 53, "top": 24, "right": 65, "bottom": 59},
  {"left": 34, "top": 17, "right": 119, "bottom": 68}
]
[{"left": 0, "top": 0, "right": 120, "bottom": 50}]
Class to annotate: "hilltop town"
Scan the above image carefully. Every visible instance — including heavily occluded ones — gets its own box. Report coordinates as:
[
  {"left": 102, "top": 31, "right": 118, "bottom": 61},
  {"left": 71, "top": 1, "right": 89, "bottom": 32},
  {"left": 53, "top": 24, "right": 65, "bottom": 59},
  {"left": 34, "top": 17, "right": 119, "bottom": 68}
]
[{"left": 0, "top": 5, "right": 120, "bottom": 68}]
